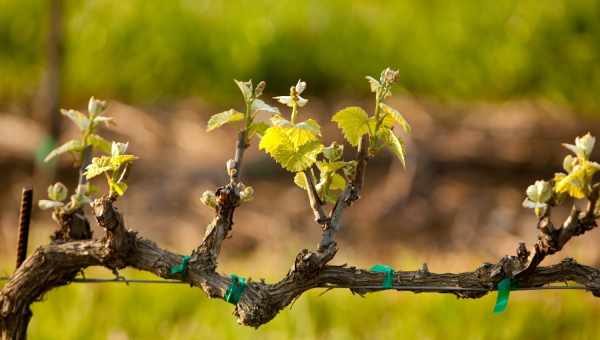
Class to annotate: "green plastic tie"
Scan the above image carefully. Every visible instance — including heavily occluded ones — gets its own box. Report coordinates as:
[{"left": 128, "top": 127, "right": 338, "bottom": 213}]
[
  {"left": 493, "top": 278, "right": 513, "bottom": 314},
  {"left": 225, "top": 274, "right": 247, "bottom": 304},
  {"left": 370, "top": 264, "right": 395, "bottom": 289},
  {"left": 170, "top": 255, "right": 191, "bottom": 275}
]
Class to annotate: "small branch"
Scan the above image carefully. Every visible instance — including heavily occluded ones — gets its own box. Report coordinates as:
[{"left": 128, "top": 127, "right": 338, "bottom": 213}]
[
  {"left": 303, "top": 169, "right": 328, "bottom": 224},
  {"left": 229, "top": 130, "right": 249, "bottom": 184},
  {"left": 350, "top": 135, "right": 370, "bottom": 202},
  {"left": 517, "top": 185, "right": 600, "bottom": 278}
]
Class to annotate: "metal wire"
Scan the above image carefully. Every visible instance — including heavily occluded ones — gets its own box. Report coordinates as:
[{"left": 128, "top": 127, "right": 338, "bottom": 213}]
[{"left": 0, "top": 276, "right": 589, "bottom": 291}]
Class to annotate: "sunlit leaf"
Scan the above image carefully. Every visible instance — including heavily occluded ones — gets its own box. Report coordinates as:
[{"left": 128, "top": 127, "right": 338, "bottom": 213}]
[
  {"left": 259, "top": 126, "right": 323, "bottom": 172},
  {"left": 88, "top": 134, "right": 111, "bottom": 154},
  {"left": 44, "top": 140, "right": 84, "bottom": 162},
  {"left": 378, "top": 129, "right": 406, "bottom": 167},
  {"left": 61, "top": 109, "right": 89, "bottom": 131},
  {"left": 379, "top": 103, "right": 411, "bottom": 133},
  {"left": 207, "top": 109, "right": 244, "bottom": 131},
  {"left": 331, "top": 106, "right": 370, "bottom": 146}
]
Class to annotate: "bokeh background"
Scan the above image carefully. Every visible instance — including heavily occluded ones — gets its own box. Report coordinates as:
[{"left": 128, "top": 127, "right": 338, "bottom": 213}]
[{"left": 2, "top": 1, "right": 600, "bottom": 339}]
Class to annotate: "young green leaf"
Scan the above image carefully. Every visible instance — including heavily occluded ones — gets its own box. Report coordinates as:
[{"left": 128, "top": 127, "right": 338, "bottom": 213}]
[
  {"left": 44, "top": 140, "right": 84, "bottom": 162},
  {"left": 259, "top": 126, "right": 323, "bottom": 172},
  {"left": 111, "top": 181, "right": 128, "bottom": 196},
  {"left": 61, "top": 109, "right": 90, "bottom": 131},
  {"left": 293, "top": 172, "right": 308, "bottom": 190},
  {"left": 88, "top": 134, "right": 112, "bottom": 154},
  {"left": 331, "top": 106, "right": 370, "bottom": 146},
  {"left": 85, "top": 156, "right": 113, "bottom": 179},
  {"left": 379, "top": 103, "right": 411, "bottom": 133},
  {"left": 234, "top": 79, "right": 253, "bottom": 102},
  {"left": 207, "top": 109, "right": 245, "bottom": 131},
  {"left": 365, "top": 76, "right": 381, "bottom": 93},
  {"left": 377, "top": 129, "right": 406, "bottom": 167},
  {"left": 322, "top": 142, "right": 343, "bottom": 161},
  {"left": 48, "top": 182, "right": 68, "bottom": 202}
]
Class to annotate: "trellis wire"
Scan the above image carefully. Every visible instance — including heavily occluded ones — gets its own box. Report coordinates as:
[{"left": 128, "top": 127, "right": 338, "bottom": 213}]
[{"left": 0, "top": 276, "right": 589, "bottom": 291}]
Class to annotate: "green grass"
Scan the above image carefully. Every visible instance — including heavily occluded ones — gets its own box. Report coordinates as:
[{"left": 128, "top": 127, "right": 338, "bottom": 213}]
[
  {"left": 9, "top": 270, "right": 599, "bottom": 339},
  {"left": 3, "top": 0, "right": 600, "bottom": 111}
]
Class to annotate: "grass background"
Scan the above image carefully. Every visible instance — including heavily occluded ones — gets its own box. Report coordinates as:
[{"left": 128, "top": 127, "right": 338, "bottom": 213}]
[{"left": 2, "top": 0, "right": 600, "bottom": 111}]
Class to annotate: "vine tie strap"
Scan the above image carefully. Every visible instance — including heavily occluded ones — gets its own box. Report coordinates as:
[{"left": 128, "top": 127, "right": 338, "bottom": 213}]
[
  {"left": 225, "top": 274, "right": 247, "bottom": 304},
  {"left": 370, "top": 264, "right": 395, "bottom": 289},
  {"left": 169, "top": 255, "right": 191, "bottom": 275},
  {"left": 493, "top": 278, "right": 513, "bottom": 314}
]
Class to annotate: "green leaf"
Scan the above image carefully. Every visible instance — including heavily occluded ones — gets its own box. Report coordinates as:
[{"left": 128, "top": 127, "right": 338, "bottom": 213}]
[
  {"left": 207, "top": 109, "right": 244, "bottom": 131},
  {"left": 44, "top": 140, "right": 84, "bottom": 162},
  {"left": 111, "top": 181, "right": 128, "bottom": 196},
  {"left": 248, "top": 122, "right": 270, "bottom": 138},
  {"left": 61, "top": 109, "right": 90, "bottom": 131},
  {"left": 286, "top": 126, "right": 319, "bottom": 147},
  {"left": 330, "top": 173, "right": 346, "bottom": 190},
  {"left": 87, "top": 134, "right": 111, "bottom": 154},
  {"left": 365, "top": 76, "right": 381, "bottom": 93},
  {"left": 234, "top": 79, "right": 253, "bottom": 102},
  {"left": 322, "top": 142, "right": 343, "bottom": 161},
  {"left": 331, "top": 106, "right": 370, "bottom": 146},
  {"left": 48, "top": 182, "right": 68, "bottom": 202},
  {"left": 85, "top": 156, "right": 113, "bottom": 179},
  {"left": 259, "top": 126, "right": 323, "bottom": 172},
  {"left": 252, "top": 99, "right": 279, "bottom": 114},
  {"left": 379, "top": 103, "right": 411, "bottom": 133},
  {"left": 378, "top": 129, "right": 406, "bottom": 167},
  {"left": 293, "top": 172, "right": 308, "bottom": 190},
  {"left": 110, "top": 154, "right": 137, "bottom": 168},
  {"left": 296, "top": 118, "right": 321, "bottom": 136}
]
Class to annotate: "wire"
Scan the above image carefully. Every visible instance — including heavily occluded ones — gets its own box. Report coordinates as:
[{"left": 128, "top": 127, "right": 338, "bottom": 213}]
[{"left": 0, "top": 276, "right": 590, "bottom": 291}]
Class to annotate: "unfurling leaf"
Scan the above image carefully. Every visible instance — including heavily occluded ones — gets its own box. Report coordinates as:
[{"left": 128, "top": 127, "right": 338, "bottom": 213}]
[
  {"left": 38, "top": 200, "right": 64, "bottom": 210},
  {"left": 379, "top": 103, "right": 411, "bottom": 133},
  {"left": 88, "top": 96, "right": 108, "bottom": 115},
  {"left": 44, "top": 140, "right": 84, "bottom": 162},
  {"left": 111, "top": 141, "right": 129, "bottom": 157},
  {"left": 207, "top": 109, "right": 245, "bottom": 131},
  {"left": 48, "top": 182, "right": 68, "bottom": 202},
  {"left": 200, "top": 190, "right": 217, "bottom": 208},
  {"left": 88, "top": 134, "right": 112, "bottom": 154},
  {"left": 234, "top": 79, "right": 253, "bottom": 102},
  {"left": 526, "top": 180, "right": 553, "bottom": 204},
  {"left": 61, "top": 109, "right": 89, "bottom": 131},
  {"left": 377, "top": 129, "right": 406, "bottom": 167},
  {"left": 293, "top": 172, "right": 308, "bottom": 190},
  {"left": 259, "top": 126, "right": 323, "bottom": 172},
  {"left": 239, "top": 186, "right": 254, "bottom": 202},
  {"left": 331, "top": 106, "right": 370, "bottom": 146},
  {"left": 562, "top": 133, "right": 595, "bottom": 159},
  {"left": 365, "top": 76, "right": 380, "bottom": 93}
]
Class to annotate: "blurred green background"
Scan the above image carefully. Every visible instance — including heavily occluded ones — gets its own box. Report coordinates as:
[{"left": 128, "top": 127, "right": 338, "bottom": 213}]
[
  {"left": 3, "top": 1, "right": 600, "bottom": 339},
  {"left": 2, "top": 0, "right": 600, "bottom": 110}
]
